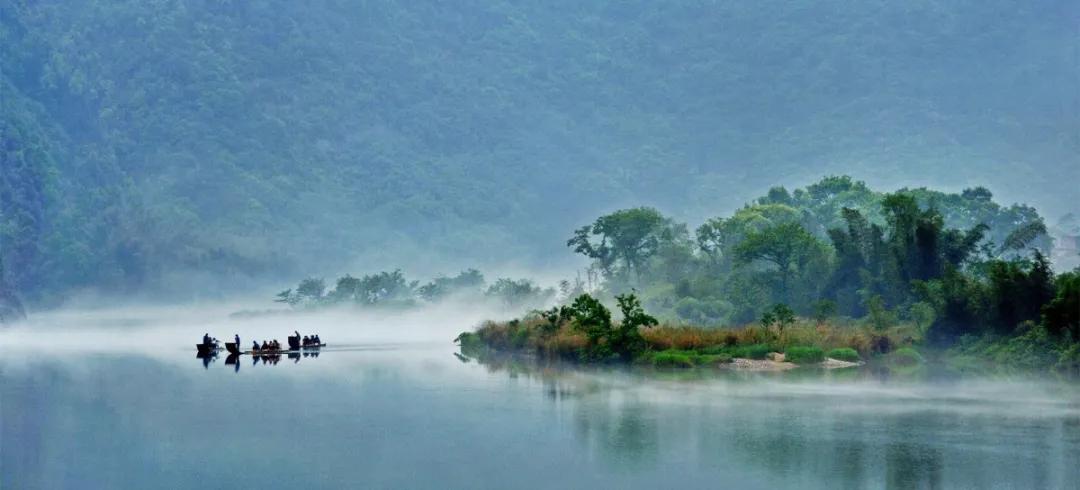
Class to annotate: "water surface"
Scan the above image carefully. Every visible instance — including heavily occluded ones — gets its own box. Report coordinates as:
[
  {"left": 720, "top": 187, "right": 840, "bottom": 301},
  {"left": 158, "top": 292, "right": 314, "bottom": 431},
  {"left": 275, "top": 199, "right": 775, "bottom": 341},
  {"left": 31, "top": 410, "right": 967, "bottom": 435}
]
[{"left": 2, "top": 312, "right": 1079, "bottom": 489}]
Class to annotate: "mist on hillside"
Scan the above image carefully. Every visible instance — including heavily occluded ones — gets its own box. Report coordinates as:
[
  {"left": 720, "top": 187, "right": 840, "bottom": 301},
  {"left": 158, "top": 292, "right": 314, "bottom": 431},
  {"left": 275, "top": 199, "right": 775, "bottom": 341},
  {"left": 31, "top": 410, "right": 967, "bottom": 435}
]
[{"left": 2, "top": 0, "right": 1078, "bottom": 306}]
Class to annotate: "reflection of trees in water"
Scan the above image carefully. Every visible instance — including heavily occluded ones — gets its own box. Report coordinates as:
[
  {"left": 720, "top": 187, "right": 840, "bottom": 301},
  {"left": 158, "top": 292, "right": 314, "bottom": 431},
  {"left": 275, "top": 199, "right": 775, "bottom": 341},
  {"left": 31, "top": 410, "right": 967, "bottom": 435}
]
[
  {"left": 469, "top": 355, "right": 1080, "bottom": 487},
  {"left": 470, "top": 356, "right": 661, "bottom": 467},
  {"left": 711, "top": 405, "right": 947, "bottom": 489},
  {"left": 573, "top": 400, "right": 659, "bottom": 468}
]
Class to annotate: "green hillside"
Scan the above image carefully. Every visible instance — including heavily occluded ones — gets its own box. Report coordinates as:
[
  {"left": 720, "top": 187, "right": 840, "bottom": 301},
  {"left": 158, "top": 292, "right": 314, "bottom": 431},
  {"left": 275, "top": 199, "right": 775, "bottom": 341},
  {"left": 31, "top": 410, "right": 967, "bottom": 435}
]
[{"left": 2, "top": 0, "right": 1077, "bottom": 303}]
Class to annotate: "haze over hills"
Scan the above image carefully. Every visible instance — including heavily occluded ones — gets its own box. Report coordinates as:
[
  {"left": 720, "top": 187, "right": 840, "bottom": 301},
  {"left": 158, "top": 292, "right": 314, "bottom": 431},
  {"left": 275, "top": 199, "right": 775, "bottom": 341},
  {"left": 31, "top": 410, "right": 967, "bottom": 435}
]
[{"left": 2, "top": 0, "right": 1078, "bottom": 303}]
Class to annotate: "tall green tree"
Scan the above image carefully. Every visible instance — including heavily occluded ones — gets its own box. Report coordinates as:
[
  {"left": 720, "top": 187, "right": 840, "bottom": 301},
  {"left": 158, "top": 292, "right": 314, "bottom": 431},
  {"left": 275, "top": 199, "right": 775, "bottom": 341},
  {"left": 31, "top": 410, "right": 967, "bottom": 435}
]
[
  {"left": 568, "top": 207, "right": 672, "bottom": 285},
  {"left": 735, "top": 222, "right": 828, "bottom": 306}
]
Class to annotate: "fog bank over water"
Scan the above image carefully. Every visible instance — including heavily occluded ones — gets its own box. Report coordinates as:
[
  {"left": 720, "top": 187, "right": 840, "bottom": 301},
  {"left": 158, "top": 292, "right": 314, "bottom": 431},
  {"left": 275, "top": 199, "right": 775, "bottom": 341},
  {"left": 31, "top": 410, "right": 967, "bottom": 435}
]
[
  {"left": 3, "top": 333, "right": 1079, "bottom": 488},
  {"left": 0, "top": 301, "right": 509, "bottom": 359}
]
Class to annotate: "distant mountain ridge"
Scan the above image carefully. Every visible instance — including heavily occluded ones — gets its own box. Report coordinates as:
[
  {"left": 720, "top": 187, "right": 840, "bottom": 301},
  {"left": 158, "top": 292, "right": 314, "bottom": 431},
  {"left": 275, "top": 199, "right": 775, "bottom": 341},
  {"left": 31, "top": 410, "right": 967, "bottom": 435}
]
[{"left": 1, "top": 0, "right": 1076, "bottom": 302}]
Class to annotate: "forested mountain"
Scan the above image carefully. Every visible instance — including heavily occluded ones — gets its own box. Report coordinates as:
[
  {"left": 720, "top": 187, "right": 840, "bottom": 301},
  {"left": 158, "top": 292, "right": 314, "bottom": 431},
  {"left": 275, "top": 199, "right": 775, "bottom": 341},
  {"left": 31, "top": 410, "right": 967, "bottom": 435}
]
[{"left": 2, "top": 0, "right": 1077, "bottom": 304}]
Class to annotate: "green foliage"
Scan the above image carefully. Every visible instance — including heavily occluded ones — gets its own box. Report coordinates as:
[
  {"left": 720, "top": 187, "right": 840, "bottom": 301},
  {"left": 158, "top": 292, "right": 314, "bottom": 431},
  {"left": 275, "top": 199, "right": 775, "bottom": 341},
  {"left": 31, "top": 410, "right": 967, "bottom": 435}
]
[
  {"left": 539, "top": 304, "right": 574, "bottom": 336},
  {"left": 761, "top": 303, "right": 795, "bottom": 335},
  {"left": 812, "top": 300, "right": 837, "bottom": 324},
  {"left": 1042, "top": 270, "right": 1080, "bottom": 340},
  {"left": 1056, "top": 344, "right": 1080, "bottom": 374},
  {"left": 2, "top": 0, "right": 1074, "bottom": 305},
  {"left": 568, "top": 208, "right": 681, "bottom": 286},
  {"left": 740, "top": 344, "right": 773, "bottom": 360},
  {"left": 785, "top": 346, "right": 825, "bottom": 364},
  {"left": 651, "top": 350, "right": 696, "bottom": 368},
  {"left": 649, "top": 349, "right": 733, "bottom": 368},
  {"left": 569, "top": 293, "right": 656, "bottom": 362},
  {"left": 865, "top": 295, "right": 896, "bottom": 331},
  {"left": 985, "top": 252, "right": 1055, "bottom": 333},
  {"left": 296, "top": 278, "right": 327, "bottom": 303},
  {"left": 486, "top": 278, "right": 555, "bottom": 310},
  {"left": 276, "top": 269, "right": 486, "bottom": 310},
  {"left": 888, "top": 347, "right": 925, "bottom": 366},
  {"left": 570, "top": 294, "right": 616, "bottom": 361},
  {"left": 736, "top": 222, "right": 828, "bottom": 305},
  {"left": 826, "top": 348, "right": 860, "bottom": 362},
  {"left": 760, "top": 311, "right": 775, "bottom": 329},
  {"left": 454, "top": 332, "right": 486, "bottom": 358},
  {"left": 908, "top": 302, "right": 937, "bottom": 334},
  {"left": 418, "top": 269, "right": 486, "bottom": 301}
]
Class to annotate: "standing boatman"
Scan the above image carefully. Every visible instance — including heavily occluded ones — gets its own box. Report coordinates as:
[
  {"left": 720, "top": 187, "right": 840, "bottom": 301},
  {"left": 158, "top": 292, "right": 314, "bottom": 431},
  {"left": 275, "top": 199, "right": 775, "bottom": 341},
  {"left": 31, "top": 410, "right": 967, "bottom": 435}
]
[{"left": 235, "top": 334, "right": 240, "bottom": 347}]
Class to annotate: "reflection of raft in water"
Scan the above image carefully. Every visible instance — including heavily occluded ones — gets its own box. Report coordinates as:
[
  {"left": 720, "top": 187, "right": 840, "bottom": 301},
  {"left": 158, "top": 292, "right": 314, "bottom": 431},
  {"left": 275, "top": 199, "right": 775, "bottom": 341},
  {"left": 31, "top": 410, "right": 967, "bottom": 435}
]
[
  {"left": 287, "top": 335, "right": 326, "bottom": 351},
  {"left": 196, "top": 343, "right": 221, "bottom": 355},
  {"left": 224, "top": 341, "right": 326, "bottom": 356}
]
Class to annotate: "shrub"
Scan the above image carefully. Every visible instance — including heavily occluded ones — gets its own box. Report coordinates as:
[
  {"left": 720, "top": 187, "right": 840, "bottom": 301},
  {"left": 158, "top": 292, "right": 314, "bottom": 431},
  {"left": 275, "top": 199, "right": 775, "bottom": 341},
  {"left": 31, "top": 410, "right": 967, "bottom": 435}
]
[
  {"left": 1056, "top": 344, "right": 1080, "bottom": 374},
  {"left": 652, "top": 350, "right": 695, "bottom": 368},
  {"left": 889, "top": 347, "right": 925, "bottom": 366},
  {"left": 698, "top": 344, "right": 732, "bottom": 355},
  {"left": 785, "top": 346, "right": 825, "bottom": 364},
  {"left": 741, "top": 344, "right": 772, "bottom": 360},
  {"left": 455, "top": 332, "right": 485, "bottom": 356},
  {"left": 710, "top": 353, "right": 734, "bottom": 364},
  {"left": 826, "top": 347, "right": 860, "bottom": 362}
]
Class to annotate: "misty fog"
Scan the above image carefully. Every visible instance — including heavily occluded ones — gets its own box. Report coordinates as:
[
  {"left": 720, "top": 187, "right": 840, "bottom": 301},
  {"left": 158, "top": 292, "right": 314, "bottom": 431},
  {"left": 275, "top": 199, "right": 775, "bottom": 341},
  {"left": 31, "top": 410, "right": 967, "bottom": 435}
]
[{"left": 3, "top": 2, "right": 1079, "bottom": 488}]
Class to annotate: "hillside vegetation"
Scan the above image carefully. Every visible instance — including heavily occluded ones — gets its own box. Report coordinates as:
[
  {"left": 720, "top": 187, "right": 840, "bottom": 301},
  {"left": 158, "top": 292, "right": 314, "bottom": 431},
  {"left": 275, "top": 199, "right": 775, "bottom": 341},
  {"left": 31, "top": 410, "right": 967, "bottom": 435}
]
[{"left": 2, "top": 1, "right": 1077, "bottom": 304}]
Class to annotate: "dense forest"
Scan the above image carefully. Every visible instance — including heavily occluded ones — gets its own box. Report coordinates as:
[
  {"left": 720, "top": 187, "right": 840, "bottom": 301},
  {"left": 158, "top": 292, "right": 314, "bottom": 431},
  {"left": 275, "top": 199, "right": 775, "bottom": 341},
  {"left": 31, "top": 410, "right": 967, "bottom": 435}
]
[
  {"left": 2, "top": 0, "right": 1078, "bottom": 307},
  {"left": 459, "top": 177, "right": 1079, "bottom": 371}
]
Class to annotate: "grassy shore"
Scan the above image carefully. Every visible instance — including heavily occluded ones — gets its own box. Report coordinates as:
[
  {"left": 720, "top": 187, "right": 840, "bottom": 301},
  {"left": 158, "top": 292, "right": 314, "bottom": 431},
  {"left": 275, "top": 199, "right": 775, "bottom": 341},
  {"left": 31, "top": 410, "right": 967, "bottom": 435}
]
[{"left": 456, "top": 311, "right": 934, "bottom": 369}]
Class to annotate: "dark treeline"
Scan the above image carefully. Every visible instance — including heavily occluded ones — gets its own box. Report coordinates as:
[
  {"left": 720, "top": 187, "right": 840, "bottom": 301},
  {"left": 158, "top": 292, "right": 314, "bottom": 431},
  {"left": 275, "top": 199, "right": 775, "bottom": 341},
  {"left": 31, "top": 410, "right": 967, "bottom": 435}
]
[{"left": 274, "top": 269, "right": 557, "bottom": 313}]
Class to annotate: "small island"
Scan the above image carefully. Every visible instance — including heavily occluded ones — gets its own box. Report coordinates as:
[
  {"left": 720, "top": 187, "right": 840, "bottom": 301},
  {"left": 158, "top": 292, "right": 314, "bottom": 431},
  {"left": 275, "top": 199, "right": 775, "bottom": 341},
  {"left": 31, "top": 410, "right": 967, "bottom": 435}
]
[{"left": 457, "top": 178, "right": 1080, "bottom": 374}]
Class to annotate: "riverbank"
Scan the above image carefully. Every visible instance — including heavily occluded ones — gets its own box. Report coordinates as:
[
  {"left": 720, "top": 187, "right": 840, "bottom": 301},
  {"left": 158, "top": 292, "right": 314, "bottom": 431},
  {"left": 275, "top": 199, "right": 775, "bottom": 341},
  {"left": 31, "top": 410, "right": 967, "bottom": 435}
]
[
  {"left": 456, "top": 306, "right": 1079, "bottom": 376},
  {"left": 455, "top": 306, "right": 919, "bottom": 371}
]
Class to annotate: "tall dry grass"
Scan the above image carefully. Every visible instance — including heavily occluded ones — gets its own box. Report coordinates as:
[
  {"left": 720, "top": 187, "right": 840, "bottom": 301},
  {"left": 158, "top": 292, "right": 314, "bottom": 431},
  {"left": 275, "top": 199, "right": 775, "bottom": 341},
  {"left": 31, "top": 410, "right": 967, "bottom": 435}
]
[{"left": 468, "top": 314, "right": 921, "bottom": 359}]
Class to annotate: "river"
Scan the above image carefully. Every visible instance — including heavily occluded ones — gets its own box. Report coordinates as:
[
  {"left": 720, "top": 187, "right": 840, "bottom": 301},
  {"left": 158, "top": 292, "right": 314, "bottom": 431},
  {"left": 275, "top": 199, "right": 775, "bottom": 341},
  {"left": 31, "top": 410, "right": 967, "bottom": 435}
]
[{"left": 2, "top": 307, "right": 1078, "bottom": 489}]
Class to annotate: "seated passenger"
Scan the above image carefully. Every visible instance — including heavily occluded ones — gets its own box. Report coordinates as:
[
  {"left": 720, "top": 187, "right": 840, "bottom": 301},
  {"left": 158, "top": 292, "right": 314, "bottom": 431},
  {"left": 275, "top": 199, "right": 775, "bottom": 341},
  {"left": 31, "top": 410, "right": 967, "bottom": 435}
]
[
  {"left": 314, "top": 335, "right": 321, "bottom": 344},
  {"left": 303, "top": 335, "right": 310, "bottom": 346},
  {"left": 262, "top": 341, "right": 269, "bottom": 350},
  {"left": 252, "top": 340, "right": 260, "bottom": 351}
]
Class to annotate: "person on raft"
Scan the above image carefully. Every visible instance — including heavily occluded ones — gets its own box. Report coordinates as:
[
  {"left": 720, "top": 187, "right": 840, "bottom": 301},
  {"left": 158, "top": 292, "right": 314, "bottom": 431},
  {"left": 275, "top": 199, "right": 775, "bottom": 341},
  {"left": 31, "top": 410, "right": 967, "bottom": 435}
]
[
  {"left": 252, "top": 340, "right": 261, "bottom": 351},
  {"left": 234, "top": 334, "right": 240, "bottom": 347},
  {"left": 202, "top": 333, "right": 212, "bottom": 346}
]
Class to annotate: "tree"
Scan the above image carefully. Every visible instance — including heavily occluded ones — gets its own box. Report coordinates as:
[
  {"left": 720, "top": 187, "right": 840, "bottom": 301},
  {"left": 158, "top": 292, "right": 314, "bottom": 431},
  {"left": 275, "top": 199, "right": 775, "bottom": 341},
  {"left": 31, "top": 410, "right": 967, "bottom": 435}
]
[
  {"left": 612, "top": 293, "right": 658, "bottom": 360},
  {"left": 356, "top": 270, "right": 417, "bottom": 306},
  {"left": 568, "top": 208, "right": 669, "bottom": 284},
  {"left": 419, "top": 269, "right": 486, "bottom": 301},
  {"left": 908, "top": 302, "right": 936, "bottom": 333},
  {"left": 812, "top": 300, "right": 837, "bottom": 325},
  {"left": 865, "top": 295, "right": 896, "bottom": 331},
  {"left": 570, "top": 293, "right": 656, "bottom": 362},
  {"left": 570, "top": 294, "right": 616, "bottom": 361},
  {"left": 274, "top": 288, "right": 298, "bottom": 306},
  {"left": 328, "top": 274, "right": 362, "bottom": 303},
  {"left": 772, "top": 303, "right": 796, "bottom": 333},
  {"left": 735, "top": 222, "right": 825, "bottom": 304},
  {"left": 986, "top": 252, "right": 1055, "bottom": 334},
  {"left": 1043, "top": 270, "right": 1080, "bottom": 340},
  {"left": 485, "top": 278, "right": 554, "bottom": 310},
  {"left": 295, "top": 278, "right": 326, "bottom": 305}
]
